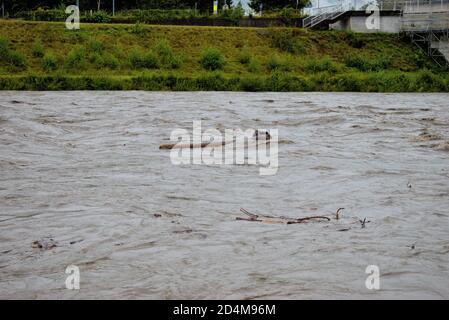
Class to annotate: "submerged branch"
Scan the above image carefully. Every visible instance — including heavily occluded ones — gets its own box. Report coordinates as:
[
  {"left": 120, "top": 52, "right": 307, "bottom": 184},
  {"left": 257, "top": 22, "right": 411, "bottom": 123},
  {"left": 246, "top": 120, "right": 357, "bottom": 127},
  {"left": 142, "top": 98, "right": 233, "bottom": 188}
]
[{"left": 238, "top": 208, "right": 331, "bottom": 225}]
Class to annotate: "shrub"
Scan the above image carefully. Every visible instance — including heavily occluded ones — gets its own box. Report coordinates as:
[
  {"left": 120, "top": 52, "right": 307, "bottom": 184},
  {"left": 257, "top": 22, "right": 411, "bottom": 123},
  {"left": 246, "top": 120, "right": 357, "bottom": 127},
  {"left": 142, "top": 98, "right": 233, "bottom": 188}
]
[
  {"left": 221, "top": 6, "right": 244, "bottom": 26},
  {"left": 268, "top": 28, "right": 305, "bottom": 54},
  {"left": 200, "top": 48, "right": 226, "bottom": 71},
  {"left": 248, "top": 58, "right": 261, "bottom": 73},
  {"left": 334, "top": 74, "right": 363, "bottom": 91},
  {"left": 238, "top": 49, "right": 252, "bottom": 65},
  {"left": 154, "top": 39, "right": 182, "bottom": 69},
  {"left": 305, "top": 57, "right": 337, "bottom": 73},
  {"left": 0, "top": 37, "right": 27, "bottom": 70},
  {"left": 32, "top": 40, "right": 45, "bottom": 58},
  {"left": 129, "top": 49, "right": 159, "bottom": 69},
  {"left": 66, "top": 45, "right": 87, "bottom": 69},
  {"left": 279, "top": 7, "right": 302, "bottom": 26},
  {"left": 345, "top": 32, "right": 366, "bottom": 48},
  {"left": 267, "top": 56, "right": 293, "bottom": 72},
  {"left": 345, "top": 54, "right": 391, "bottom": 72},
  {"left": 128, "top": 9, "right": 201, "bottom": 23},
  {"left": 7, "top": 51, "right": 27, "bottom": 69},
  {"left": 142, "top": 52, "right": 160, "bottom": 69},
  {"left": 129, "top": 49, "right": 143, "bottom": 68},
  {"left": 88, "top": 39, "right": 104, "bottom": 54},
  {"left": 130, "top": 23, "right": 145, "bottom": 35},
  {"left": 90, "top": 10, "right": 111, "bottom": 23},
  {"left": 113, "top": 44, "right": 126, "bottom": 59},
  {"left": 0, "top": 37, "right": 9, "bottom": 56},
  {"left": 42, "top": 53, "right": 58, "bottom": 71},
  {"left": 101, "top": 53, "right": 120, "bottom": 69},
  {"left": 414, "top": 69, "right": 448, "bottom": 92}
]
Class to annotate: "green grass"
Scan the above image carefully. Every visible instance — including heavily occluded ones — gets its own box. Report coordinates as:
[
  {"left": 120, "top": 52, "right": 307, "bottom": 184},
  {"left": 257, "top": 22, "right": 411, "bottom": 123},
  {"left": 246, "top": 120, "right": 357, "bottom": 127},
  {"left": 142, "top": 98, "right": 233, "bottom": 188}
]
[{"left": 0, "top": 20, "right": 447, "bottom": 91}]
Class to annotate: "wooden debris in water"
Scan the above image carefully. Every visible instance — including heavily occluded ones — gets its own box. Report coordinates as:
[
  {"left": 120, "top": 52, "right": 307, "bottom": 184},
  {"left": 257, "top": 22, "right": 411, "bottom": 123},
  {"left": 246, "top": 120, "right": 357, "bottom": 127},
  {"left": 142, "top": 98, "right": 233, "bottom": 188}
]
[
  {"left": 32, "top": 237, "right": 58, "bottom": 250},
  {"left": 237, "top": 208, "right": 331, "bottom": 225},
  {"left": 336, "top": 208, "right": 344, "bottom": 220}
]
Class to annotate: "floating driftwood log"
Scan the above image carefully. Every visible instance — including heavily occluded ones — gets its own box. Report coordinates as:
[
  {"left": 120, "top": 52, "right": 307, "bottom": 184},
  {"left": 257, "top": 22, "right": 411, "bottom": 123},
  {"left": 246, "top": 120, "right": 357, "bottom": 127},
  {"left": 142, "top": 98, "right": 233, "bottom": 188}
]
[
  {"left": 237, "top": 208, "right": 331, "bottom": 225},
  {"left": 159, "top": 140, "right": 228, "bottom": 150},
  {"left": 236, "top": 208, "right": 371, "bottom": 229}
]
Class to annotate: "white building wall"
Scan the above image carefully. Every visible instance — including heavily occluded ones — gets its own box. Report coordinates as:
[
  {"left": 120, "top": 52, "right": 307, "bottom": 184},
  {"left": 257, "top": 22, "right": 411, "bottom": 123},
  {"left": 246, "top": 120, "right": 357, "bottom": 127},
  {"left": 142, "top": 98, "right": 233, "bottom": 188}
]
[{"left": 330, "top": 16, "right": 401, "bottom": 32}]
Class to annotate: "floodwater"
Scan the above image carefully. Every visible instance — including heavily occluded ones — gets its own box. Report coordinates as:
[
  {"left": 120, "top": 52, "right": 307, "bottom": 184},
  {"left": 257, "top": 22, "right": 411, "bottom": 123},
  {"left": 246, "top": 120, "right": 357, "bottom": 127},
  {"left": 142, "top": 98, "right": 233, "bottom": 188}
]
[{"left": 0, "top": 92, "right": 448, "bottom": 299}]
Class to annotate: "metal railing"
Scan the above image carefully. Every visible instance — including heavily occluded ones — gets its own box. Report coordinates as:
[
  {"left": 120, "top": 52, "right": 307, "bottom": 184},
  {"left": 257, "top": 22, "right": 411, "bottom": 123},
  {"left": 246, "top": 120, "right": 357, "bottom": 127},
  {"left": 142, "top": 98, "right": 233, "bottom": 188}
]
[
  {"left": 302, "top": 3, "right": 346, "bottom": 28},
  {"left": 401, "top": 14, "right": 449, "bottom": 31},
  {"left": 303, "top": 0, "right": 449, "bottom": 29},
  {"left": 302, "top": 0, "right": 405, "bottom": 28},
  {"left": 403, "top": 0, "right": 449, "bottom": 13}
]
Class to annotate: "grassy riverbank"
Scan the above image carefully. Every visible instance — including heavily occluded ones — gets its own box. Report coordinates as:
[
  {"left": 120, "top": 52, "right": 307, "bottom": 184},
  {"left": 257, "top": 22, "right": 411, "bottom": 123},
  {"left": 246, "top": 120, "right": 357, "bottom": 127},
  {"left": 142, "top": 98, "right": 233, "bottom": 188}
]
[{"left": 0, "top": 20, "right": 448, "bottom": 91}]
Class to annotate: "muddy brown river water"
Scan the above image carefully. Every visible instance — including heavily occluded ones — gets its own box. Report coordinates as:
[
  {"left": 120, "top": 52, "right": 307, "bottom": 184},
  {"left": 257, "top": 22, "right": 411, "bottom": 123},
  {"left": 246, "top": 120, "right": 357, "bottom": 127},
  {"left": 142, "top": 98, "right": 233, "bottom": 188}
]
[{"left": 0, "top": 92, "right": 448, "bottom": 299}]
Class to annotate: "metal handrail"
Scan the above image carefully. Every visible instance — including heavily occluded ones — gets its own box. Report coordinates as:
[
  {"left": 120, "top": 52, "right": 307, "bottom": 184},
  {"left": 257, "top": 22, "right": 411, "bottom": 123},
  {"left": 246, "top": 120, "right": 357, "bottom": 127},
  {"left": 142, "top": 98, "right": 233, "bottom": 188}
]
[{"left": 303, "top": 4, "right": 344, "bottom": 28}]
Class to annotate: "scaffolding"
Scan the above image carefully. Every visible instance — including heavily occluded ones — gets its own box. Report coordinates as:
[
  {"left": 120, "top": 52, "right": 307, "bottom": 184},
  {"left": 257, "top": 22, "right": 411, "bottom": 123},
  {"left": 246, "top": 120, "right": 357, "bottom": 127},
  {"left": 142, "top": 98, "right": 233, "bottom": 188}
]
[
  {"left": 401, "top": 0, "right": 449, "bottom": 67},
  {"left": 304, "top": 0, "right": 449, "bottom": 67}
]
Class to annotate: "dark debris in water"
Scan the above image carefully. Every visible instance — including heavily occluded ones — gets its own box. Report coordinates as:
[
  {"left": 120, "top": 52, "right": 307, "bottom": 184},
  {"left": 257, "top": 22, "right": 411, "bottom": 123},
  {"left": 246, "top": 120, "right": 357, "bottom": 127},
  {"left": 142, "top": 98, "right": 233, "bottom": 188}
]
[
  {"left": 32, "top": 237, "right": 84, "bottom": 249},
  {"left": 359, "top": 218, "right": 371, "bottom": 228},
  {"left": 32, "top": 237, "right": 58, "bottom": 250},
  {"left": 173, "top": 229, "right": 194, "bottom": 234},
  {"left": 237, "top": 208, "right": 373, "bottom": 232},
  {"left": 69, "top": 239, "right": 84, "bottom": 245}
]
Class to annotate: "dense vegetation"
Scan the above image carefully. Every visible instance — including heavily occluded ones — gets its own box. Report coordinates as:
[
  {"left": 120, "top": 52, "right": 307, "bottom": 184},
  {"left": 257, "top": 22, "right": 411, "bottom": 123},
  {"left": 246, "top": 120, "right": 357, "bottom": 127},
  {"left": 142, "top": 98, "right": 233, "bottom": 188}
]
[
  {"left": 249, "top": 0, "right": 310, "bottom": 11},
  {"left": 3, "top": 1, "right": 235, "bottom": 14},
  {"left": 3, "top": 0, "right": 308, "bottom": 20},
  {"left": 12, "top": 7, "right": 251, "bottom": 25},
  {"left": 3, "top": 1, "right": 308, "bottom": 14},
  {"left": 0, "top": 20, "right": 447, "bottom": 91}
]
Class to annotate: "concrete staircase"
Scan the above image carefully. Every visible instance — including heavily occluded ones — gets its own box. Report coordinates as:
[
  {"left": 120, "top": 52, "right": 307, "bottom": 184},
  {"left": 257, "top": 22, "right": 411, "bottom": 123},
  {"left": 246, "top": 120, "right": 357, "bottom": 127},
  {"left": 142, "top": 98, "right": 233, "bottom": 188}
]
[{"left": 302, "top": 4, "right": 347, "bottom": 29}]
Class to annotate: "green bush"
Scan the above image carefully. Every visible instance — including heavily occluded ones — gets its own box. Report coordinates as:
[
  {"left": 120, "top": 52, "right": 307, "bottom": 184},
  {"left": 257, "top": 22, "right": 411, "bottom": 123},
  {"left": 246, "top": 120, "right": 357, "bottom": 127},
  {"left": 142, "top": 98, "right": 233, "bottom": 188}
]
[
  {"left": 90, "top": 10, "right": 111, "bottom": 23},
  {"left": 129, "top": 49, "right": 159, "bottom": 69},
  {"left": 267, "top": 56, "right": 293, "bottom": 72},
  {"left": 0, "top": 37, "right": 27, "bottom": 70},
  {"left": 32, "top": 40, "right": 45, "bottom": 58},
  {"left": 66, "top": 45, "right": 87, "bottom": 69},
  {"left": 130, "top": 23, "right": 145, "bottom": 35},
  {"left": 154, "top": 39, "right": 182, "bottom": 69},
  {"left": 345, "top": 32, "right": 366, "bottom": 48},
  {"left": 238, "top": 49, "right": 252, "bottom": 65},
  {"left": 268, "top": 28, "right": 305, "bottom": 54},
  {"left": 129, "top": 9, "right": 201, "bottom": 23},
  {"left": 413, "top": 69, "right": 448, "bottom": 92},
  {"left": 200, "top": 48, "right": 226, "bottom": 71},
  {"left": 221, "top": 6, "right": 244, "bottom": 26},
  {"left": 0, "top": 37, "right": 9, "bottom": 55},
  {"left": 305, "top": 57, "right": 337, "bottom": 73},
  {"left": 42, "top": 53, "right": 58, "bottom": 71},
  {"left": 101, "top": 53, "right": 120, "bottom": 69},
  {"left": 88, "top": 39, "right": 104, "bottom": 54},
  {"left": 345, "top": 54, "right": 391, "bottom": 72},
  {"left": 279, "top": 7, "right": 302, "bottom": 26},
  {"left": 7, "top": 51, "right": 27, "bottom": 70},
  {"left": 248, "top": 58, "right": 261, "bottom": 73}
]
